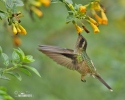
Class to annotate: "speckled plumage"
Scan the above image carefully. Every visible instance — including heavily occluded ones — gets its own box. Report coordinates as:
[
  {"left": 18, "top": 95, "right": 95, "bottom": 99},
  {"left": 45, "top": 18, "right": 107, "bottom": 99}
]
[{"left": 39, "top": 34, "right": 113, "bottom": 91}]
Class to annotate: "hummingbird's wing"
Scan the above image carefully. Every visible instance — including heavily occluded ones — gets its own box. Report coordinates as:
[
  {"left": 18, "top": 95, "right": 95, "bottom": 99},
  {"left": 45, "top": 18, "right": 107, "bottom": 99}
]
[{"left": 38, "top": 45, "right": 78, "bottom": 70}]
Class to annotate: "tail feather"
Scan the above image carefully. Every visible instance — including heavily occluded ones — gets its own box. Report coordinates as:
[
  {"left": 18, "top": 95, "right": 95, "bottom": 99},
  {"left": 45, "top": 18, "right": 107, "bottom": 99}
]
[{"left": 94, "top": 74, "right": 113, "bottom": 92}]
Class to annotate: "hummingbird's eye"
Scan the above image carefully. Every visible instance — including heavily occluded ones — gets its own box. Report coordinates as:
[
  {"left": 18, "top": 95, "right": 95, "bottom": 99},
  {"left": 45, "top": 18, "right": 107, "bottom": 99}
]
[{"left": 79, "top": 37, "right": 85, "bottom": 47}]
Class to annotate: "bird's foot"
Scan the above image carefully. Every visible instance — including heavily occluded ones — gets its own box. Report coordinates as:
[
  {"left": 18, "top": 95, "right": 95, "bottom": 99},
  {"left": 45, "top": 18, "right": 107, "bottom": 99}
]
[
  {"left": 81, "top": 75, "right": 86, "bottom": 82},
  {"left": 81, "top": 79, "right": 86, "bottom": 82}
]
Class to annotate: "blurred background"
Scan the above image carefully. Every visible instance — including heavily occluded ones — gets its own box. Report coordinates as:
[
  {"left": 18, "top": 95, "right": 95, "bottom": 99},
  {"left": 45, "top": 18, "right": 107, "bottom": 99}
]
[{"left": 0, "top": 0, "right": 125, "bottom": 100}]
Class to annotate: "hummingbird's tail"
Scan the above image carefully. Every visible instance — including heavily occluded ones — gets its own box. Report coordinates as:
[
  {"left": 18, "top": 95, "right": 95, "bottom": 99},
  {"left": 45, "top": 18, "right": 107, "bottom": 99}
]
[{"left": 94, "top": 74, "right": 113, "bottom": 92}]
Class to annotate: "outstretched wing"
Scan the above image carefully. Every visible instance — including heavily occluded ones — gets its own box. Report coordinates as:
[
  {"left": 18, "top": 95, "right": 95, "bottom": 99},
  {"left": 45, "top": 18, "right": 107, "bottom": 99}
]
[{"left": 38, "top": 45, "right": 78, "bottom": 70}]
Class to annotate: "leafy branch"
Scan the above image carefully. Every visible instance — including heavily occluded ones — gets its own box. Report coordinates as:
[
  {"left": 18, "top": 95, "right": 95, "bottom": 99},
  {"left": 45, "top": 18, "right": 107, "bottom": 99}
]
[
  {"left": 0, "top": 46, "right": 41, "bottom": 81},
  {"left": 51, "top": 0, "right": 108, "bottom": 34}
]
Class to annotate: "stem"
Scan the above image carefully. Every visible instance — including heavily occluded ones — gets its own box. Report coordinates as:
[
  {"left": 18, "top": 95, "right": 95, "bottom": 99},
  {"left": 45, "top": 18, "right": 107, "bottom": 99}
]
[
  {"left": 3, "top": 62, "right": 23, "bottom": 73},
  {"left": 3, "top": 66, "right": 17, "bottom": 73}
]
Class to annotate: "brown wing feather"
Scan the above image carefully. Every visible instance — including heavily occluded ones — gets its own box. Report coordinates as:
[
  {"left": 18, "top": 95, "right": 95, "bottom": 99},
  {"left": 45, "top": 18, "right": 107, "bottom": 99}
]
[{"left": 39, "top": 45, "right": 78, "bottom": 70}]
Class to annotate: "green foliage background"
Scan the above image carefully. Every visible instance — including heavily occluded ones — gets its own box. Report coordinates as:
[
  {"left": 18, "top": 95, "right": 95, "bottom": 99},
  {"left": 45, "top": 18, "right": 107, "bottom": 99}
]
[{"left": 0, "top": 0, "right": 125, "bottom": 100}]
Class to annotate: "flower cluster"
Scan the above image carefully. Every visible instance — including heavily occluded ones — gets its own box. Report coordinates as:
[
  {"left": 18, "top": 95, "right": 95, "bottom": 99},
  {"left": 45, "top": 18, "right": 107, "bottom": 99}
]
[
  {"left": 91, "top": 2, "right": 108, "bottom": 25},
  {"left": 64, "top": 0, "right": 108, "bottom": 34},
  {"left": 24, "top": 0, "right": 50, "bottom": 19},
  {"left": 5, "top": 12, "right": 27, "bottom": 47},
  {"left": 12, "top": 22, "right": 26, "bottom": 35}
]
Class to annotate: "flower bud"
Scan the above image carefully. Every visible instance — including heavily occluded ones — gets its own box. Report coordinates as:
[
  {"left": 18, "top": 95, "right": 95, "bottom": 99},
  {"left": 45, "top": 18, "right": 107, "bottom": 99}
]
[
  {"left": 18, "top": 24, "right": 27, "bottom": 35},
  {"left": 12, "top": 23, "right": 17, "bottom": 34},
  {"left": 31, "top": 6, "right": 43, "bottom": 17},
  {"left": 74, "top": 24, "right": 83, "bottom": 34},
  {"left": 79, "top": 6, "right": 86, "bottom": 13},
  {"left": 90, "top": 23, "right": 100, "bottom": 33},
  {"left": 101, "top": 10, "right": 108, "bottom": 24},
  {"left": 39, "top": 0, "right": 50, "bottom": 6}
]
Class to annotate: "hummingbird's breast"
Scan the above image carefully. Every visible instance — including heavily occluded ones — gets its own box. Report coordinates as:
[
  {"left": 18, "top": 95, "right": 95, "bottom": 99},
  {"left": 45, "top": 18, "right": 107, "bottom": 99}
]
[{"left": 77, "top": 61, "right": 92, "bottom": 76}]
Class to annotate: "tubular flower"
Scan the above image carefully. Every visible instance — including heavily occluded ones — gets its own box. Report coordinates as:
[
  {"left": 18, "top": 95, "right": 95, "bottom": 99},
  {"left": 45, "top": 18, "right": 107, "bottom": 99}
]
[
  {"left": 88, "top": 17, "right": 98, "bottom": 26},
  {"left": 31, "top": 6, "right": 43, "bottom": 17},
  {"left": 31, "top": 1, "right": 42, "bottom": 7},
  {"left": 101, "top": 10, "right": 108, "bottom": 24},
  {"left": 18, "top": 24, "right": 27, "bottom": 35},
  {"left": 13, "top": 35, "right": 21, "bottom": 47},
  {"left": 39, "top": 0, "right": 50, "bottom": 6},
  {"left": 91, "top": 1, "right": 101, "bottom": 11},
  {"left": 12, "top": 23, "right": 17, "bottom": 34},
  {"left": 79, "top": 6, "right": 86, "bottom": 13},
  {"left": 15, "top": 23, "right": 21, "bottom": 33},
  {"left": 74, "top": 24, "right": 83, "bottom": 34},
  {"left": 94, "top": 13, "right": 103, "bottom": 24},
  {"left": 90, "top": 22, "right": 100, "bottom": 33}
]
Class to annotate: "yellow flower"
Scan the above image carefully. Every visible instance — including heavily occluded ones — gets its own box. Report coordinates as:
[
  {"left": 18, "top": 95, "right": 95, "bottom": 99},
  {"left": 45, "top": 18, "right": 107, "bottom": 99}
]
[
  {"left": 91, "top": 1, "right": 101, "bottom": 11},
  {"left": 12, "top": 23, "right": 17, "bottom": 34},
  {"left": 13, "top": 35, "right": 21, "bottom": 47},
  {"left": 15, "top": 23, "right": 21, "bottom": 33},
  {"left": 101, "top": 10, "right": 108, "bottom": 24},
  {"left": 79, "top": 6, "right": 86, "bottom": 13},
  {"left": 94, "top": 13, "right": 103, "bottom": 24},
  {"left": 88, "top": 17, "right": 98, "bottom": 26},
  {"left": 18, "top": 24, "right": 27, "bottom": 35},
  {"left": 90, "top": 23, "right": 100, "bottom": 33},
  {"left": 31, "top": 6, "right": 43, "bottom": 17},
  {"left": 39, "top": 0, "right": 50, "bottom": 6},
  {"left": 31, "top": 1, "right": 42, "bottom": 7},
  {"left": 74, "top": 24, "right": 83, "bottom": 34}
]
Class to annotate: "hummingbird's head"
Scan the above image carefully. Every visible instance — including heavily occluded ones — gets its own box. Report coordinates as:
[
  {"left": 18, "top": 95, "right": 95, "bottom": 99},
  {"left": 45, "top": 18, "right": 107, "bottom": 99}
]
[{"left": 75, "top": 34, "right": 87, "bottom": 52}]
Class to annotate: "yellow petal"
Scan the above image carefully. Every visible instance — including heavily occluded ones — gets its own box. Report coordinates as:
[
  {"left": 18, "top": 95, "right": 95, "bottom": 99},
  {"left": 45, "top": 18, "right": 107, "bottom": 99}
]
[
  {"left": 91, "top": 1, "right": 101, "bottom": 11},
  {"left": 94, "top": 14, "right": 103, "bottom": 24},
  {"left": 39, "top": 0, "right": 50, "bottom": 6},
  {"left": 90, "top": 23, "right": 100, "bottom": 33},
  {"left": 31, "top": 1, "right": 42, "bottom": 7},
  {"left": 12, "top": 24, "right": 17, "bottom": 34},
  {"left": 101, "top": 10, "right": 108, "bottom": 24},
  {"left": 31, "top": 6, "right": 43, "bottom": 17},
  {"left": 18, "top": 24, "right": 27, "bottom": 35},
  {"left": 15, "top": 23, "right": 21, "bottom": 33},
  {"left": 13, "top": 36, "right": 21, "bottom": 47},
  {"left": 79, "top": 6, "right": 86, "bottom": 13},
  {"left": 74, "top": 24, "right": 83, "bottom": 34},
  {"left": 88, "top": 17, "right": 98, "bottom": 26}
]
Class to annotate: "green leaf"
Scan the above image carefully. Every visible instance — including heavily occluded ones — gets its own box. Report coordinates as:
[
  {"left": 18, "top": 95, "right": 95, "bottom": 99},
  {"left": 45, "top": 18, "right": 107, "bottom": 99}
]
[
  {"left": 0, "top": 87, "right": 7, "bottom": 92},
  {"left": 1, "top": 53, "right": 9, "bottom": 66},
  {"left": 0, "top": 46, "right": 2, "bottom": 54},
  {"left": 0, "top": 90, "right": 6, "bottom": 95},
  {"left": 5, "top": 0, "right": 15, "bottom": 10},
  {"left": 23, "top": 55, "right": 35, "bottom": 63},
  {"left": 65, "top": 0, "right": 73, "bottom": 4},
  {"left": 14, "top": 0, "right": 24, "bottom": 7},
  {"left": 66, "top": 15, "right": 75, "bottom": 23},
  {"left": 19, "top": 67, "right": 32, "bottom": 76},
  {"left": 13, "top": 48, "right": 25, "bottom": 61},
  {"left": 0, "top": 75, "right": 10, "bottom": 80},
  {"left": 6, "top": 72, "right": 22, "bottom": 81},
  {"left": 0, "top": 10, "right": 6, "bottom": 20},
  {"left": 0, "top": 86, "right": 14, "bottom": 100},
  {"left": 22, "top": 65, "right": 41, "bottom": 77},
  {"left": 12, "top": 50, "right": 20, "bottom": 63}
]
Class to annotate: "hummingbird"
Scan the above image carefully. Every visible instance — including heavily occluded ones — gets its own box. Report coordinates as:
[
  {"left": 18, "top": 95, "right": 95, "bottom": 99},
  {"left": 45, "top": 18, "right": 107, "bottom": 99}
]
[{"left": 38, "top": 34, "right": 113, "bottom": 91}]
